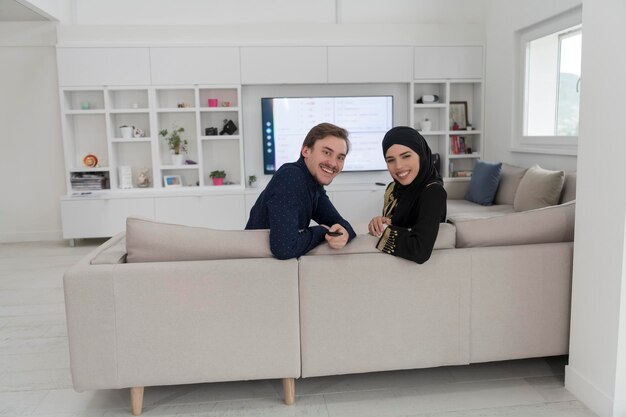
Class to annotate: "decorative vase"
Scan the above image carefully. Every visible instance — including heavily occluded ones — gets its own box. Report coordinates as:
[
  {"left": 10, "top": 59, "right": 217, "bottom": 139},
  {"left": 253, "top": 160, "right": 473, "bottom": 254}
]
[
  {"left": 171, "top": 153, "right": 184, "bottom": 166},
  {"left": 212, "top": 177, "right": 224, "bottom": 186},
  {"left": 420, "top": 119, "right": 432, "bottom": 132}
]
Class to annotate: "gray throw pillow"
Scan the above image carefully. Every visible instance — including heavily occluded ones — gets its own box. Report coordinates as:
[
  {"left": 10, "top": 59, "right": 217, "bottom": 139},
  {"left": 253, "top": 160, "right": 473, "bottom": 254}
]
[
  {"left": 126, "top": 217, "right": 273, "bottom": 263},
  {"left": 494, "top": 163, "right": 527, "bottom": 205},
  {"left": 513, "top": 165, "right": 565, "bottom": 212}
]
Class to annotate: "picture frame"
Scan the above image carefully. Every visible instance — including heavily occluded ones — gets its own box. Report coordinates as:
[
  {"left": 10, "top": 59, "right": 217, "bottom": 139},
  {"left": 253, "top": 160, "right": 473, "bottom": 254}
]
[
  {"left": 163, "top": 175, "right": 182, "bottom": 188},
  {"left": 449, "top": 101, "right": 469, "bottom": 130}
]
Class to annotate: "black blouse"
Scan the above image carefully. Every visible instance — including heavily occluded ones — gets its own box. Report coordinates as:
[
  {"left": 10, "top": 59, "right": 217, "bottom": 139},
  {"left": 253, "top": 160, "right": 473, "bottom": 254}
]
[{"left": 376, "top": 182, "right": 447, "bottom": 264}]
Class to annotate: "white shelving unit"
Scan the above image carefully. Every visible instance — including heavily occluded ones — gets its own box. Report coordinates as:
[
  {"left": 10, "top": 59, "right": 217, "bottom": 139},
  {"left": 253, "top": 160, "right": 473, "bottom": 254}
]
[
  {"left": 59, "top": 85, "right": 244, "bottom": 195},
  {"left": 409, "top": 79, "right": 483, "bottom": 178}
]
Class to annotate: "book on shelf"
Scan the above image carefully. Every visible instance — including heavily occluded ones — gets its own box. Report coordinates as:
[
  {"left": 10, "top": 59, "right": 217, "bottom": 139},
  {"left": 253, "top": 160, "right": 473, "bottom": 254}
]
[
  {"left": 452, "top": 170, "right": 473, "bottom": 178},
  {"left": 451, "top": 136, "right": 467, "bottom": 155},
  {"left": 70, "top": 172, "right": 110, "bottom": 191}
]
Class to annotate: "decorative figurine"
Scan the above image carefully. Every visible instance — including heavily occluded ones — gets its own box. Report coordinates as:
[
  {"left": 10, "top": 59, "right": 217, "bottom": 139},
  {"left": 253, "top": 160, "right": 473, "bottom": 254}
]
[{"left": 137, "top": 167, "right": 150, "bottom": 188}]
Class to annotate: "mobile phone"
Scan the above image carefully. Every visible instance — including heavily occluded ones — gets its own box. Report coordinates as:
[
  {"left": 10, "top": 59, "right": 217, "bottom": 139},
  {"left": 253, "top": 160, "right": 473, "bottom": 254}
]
[{"left": 326, "top": 231, "right": 343, "bottom": 237}]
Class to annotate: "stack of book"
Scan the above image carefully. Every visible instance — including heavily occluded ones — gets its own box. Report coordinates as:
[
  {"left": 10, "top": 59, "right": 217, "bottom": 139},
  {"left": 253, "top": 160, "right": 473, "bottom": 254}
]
[
  {"left": 71, "top": 172, "right": 109, "bottom": 191},
  {"left": 451, "top": 170, "right": 473, "bottom": 178}
]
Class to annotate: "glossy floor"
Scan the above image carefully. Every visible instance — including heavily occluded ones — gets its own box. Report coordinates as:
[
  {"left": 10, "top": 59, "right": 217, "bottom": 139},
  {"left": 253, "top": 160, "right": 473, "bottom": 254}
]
[{"left": 0, "top": 240, "right": 598, "bottom": 417}]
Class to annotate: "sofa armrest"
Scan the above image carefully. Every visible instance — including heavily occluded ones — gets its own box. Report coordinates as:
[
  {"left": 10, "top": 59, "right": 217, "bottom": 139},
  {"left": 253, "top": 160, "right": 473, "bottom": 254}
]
[
  {"left": 443, "top": 179, "right": 470, "bottom": 200},
  {"left": 452, "top": 201, "right": 575, "bottom": 248}
]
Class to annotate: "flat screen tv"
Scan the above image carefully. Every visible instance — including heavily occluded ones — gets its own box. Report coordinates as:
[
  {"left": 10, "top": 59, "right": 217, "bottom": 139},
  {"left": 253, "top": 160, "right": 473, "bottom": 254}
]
[{"left": 261, "top": 96, "right": 393, "bottom": 174}]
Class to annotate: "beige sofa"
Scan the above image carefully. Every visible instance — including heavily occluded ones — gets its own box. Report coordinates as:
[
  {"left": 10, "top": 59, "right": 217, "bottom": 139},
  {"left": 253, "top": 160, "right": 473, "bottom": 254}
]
[{"left": 63, "top": 165, "right": 576, "bottom": 416}]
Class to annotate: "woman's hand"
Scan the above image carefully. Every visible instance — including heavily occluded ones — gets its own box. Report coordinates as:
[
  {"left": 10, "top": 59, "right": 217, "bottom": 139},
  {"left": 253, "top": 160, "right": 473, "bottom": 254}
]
[{"left": 368, "top": 216, "right": 391, "bottom": 237}]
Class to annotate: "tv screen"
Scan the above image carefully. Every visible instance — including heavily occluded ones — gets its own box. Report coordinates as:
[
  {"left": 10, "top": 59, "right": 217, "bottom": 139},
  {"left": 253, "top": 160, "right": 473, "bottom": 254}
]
[{"left": 262, "top": 96, "right": 393, "bottom": 174}]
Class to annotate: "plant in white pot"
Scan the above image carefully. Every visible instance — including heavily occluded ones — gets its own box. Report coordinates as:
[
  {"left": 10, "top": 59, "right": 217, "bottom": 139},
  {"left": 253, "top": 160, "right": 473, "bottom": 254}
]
[{"left": 159, "top": 125, "right": 188, "bottom": 166}]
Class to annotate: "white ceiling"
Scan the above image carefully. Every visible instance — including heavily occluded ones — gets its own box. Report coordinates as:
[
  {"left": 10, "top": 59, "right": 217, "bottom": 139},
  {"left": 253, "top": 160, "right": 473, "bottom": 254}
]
[{"left": 0, "top": 0, "right": 50, "bottom": 21}]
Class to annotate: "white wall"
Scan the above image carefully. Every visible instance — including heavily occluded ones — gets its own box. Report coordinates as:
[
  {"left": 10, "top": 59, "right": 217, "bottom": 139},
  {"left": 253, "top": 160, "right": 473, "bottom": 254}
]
[
  {"left": 483, "top": 0, "right": 580, "bottom": 170},
  {"left": 565, "top": 0, "right": 626, "bottom": 415},
  {"left": 0, "top": 22, "right": 65, "bottom": 242}
]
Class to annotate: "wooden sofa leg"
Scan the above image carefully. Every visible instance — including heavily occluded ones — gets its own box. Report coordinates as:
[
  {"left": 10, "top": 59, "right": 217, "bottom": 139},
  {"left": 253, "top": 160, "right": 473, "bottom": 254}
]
[
  {"left": 282, "top": 378, "right": 295, "bottom": 405},
  {"left": 130, "top": 387, "right": 144, "bottom": 416}
]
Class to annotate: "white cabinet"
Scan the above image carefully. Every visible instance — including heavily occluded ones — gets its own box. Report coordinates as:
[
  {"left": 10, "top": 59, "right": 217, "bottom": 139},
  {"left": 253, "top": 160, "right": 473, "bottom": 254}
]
[
  {"left": 57, "top": 48, "right": 151, "bottom": 86},
  {"left": 240, "top": 47, "right": 327, "bottom": 84},
  {"left": 150, "top": 47, "right": 240, "bottom": 85},
  {"left": 413, "top": 46, "right": 483, "bottom": 79},
  {"left": 60, "top": 197, "right": 155, "bottom": 239},
  {"left": 154, "top": 194, "right": 246, "bottom": 230},
  {"left": 328, "top": 189, "right": 386, "bottom": 225},
  {"left": 328, "top": 47, "right": 413, "bottom": 83},
  {"left": 410, "top": 80, "right": 483, "bottom": 178}
]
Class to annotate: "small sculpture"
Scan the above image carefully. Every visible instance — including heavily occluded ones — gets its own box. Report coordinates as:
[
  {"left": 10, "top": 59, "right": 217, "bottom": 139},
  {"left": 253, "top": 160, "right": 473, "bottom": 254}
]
[{"left": 137, "top": 167, "right": 150, "bottom": 188}]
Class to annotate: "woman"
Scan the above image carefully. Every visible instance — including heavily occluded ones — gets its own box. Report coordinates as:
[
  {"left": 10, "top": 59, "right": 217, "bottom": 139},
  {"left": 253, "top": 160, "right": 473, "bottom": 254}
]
[{"left": 368, "top": 126, "right": 447, "bottom": 264}]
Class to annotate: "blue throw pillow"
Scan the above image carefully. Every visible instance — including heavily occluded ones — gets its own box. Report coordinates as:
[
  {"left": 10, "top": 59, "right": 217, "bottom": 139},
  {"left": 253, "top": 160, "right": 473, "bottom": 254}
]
[{"left": 465, "top": 161, "right": 502, "bottom": 206}]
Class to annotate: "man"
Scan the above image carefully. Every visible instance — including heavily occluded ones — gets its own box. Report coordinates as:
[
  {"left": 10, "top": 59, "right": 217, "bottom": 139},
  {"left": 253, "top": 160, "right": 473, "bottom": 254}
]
[{"left": 246, "top": 123, "right": 356, "bottom": 260}]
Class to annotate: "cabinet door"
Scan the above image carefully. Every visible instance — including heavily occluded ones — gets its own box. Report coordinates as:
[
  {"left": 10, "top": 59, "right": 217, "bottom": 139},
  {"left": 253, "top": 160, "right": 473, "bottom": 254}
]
[
  {"left": 328, "top": 189, "right": 385, "bottom": 228},
  {"left": 240, "top": 47, "right": 327, "bottom": 84},
  {"left": 150, "top": 47, "right": 240, "bottom": 84},
  {"left": 57, "top": 48, "right": 151, "bottom": 86},
  {"left": 154, "top": 194, "right": 246, "bottom": 230},
  {"left": 328, "top": 47, "right": 413, "bottom": 83},
  {"left": 60, "top": 197, "right": 154, "bottom": 239},
  {"left": 414, "top": 46, "right": 483, "bottom": 79}
]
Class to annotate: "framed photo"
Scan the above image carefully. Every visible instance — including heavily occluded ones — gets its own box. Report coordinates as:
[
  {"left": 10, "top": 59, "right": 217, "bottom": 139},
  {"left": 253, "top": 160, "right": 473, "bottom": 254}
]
[
  {"left": 449, "top": 101, "right": 469, "bottom": 129},
  {"left": 163, "top": 175, "right": 182, "bottom": 188}
]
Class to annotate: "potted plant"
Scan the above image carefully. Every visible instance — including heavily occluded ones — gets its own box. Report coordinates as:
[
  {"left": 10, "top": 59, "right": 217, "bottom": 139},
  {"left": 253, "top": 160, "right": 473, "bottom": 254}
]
[
  {"left": 159, "top": 125, "right": 188, "bottom": 165},
  {"left": 120, "top": 125, "right": 134, "bottom": 139},
  {"left": 248, "top": 175, "right": 257, "bottom": 188},
  {"left": 209, "top": 170, "right": 226, "bottom": 186}
]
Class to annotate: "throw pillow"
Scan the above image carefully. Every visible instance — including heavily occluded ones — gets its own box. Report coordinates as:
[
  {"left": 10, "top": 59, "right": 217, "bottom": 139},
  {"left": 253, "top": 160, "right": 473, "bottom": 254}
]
[
  {"left": 513, "top": 165, "right": 565, "bottom": 212},
  {"left": 464, "top": 160, "right": 503, "bottom": 206},
  {"left": 494, "top": 163, "right": 527, "bottom": 205},
  {"left": 126, "top": 217, "right": 273, "bottom": 263}
]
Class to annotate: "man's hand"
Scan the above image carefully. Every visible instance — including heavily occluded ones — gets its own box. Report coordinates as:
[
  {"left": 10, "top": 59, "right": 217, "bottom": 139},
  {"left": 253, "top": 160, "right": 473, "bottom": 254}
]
[
  {"left": 325, "top": 224, "right": 349, "bottom": 249},
  {"left": 368, "top": 216, "right": 391, "bottom": 237}
]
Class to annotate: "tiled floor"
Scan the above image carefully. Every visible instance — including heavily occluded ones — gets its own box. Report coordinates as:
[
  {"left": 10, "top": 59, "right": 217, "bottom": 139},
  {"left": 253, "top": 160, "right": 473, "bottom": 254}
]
[{"left": 0, "top": 240, "right": 599, "bottom": 417}]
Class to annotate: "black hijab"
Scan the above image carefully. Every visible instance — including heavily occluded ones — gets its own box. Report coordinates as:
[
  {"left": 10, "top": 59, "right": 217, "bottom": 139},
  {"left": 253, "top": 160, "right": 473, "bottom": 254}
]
[{"left": 381, "top": 126, "right": 443, "bottom": 227}]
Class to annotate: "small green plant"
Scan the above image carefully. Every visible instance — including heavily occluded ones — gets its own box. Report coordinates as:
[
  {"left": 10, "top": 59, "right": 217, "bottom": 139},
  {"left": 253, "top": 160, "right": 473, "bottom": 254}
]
[
  {"left": 210, "top": 170, "right": 226, "bottom": 179},
  {"left": 159, "top": 125, "right": 188, "bottom": 155},
  {"left": 248, "top": 175, "right": 257, "bottom": 186}
]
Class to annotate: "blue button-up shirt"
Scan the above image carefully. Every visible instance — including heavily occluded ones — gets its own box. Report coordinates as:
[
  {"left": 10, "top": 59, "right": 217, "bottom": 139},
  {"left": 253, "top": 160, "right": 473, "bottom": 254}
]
[{"left": 246, "top": 157, "right": 356, "bottom": 259}]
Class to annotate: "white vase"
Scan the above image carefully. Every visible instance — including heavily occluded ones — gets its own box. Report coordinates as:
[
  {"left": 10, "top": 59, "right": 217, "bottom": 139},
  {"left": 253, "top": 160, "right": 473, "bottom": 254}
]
[
  {"left": 120, "top": 126, "right": 133, "bottom": 139},
  {"left": 171, "top": 153, "right": 184, "bottom": 166},
  {"left": 420, "top": 119, "right": 432, "bottom": 132}
]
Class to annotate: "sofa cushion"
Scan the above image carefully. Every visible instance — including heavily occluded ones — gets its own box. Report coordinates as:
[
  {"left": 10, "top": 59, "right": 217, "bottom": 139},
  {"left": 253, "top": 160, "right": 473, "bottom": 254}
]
[
  {"left": 494, "top": 164, "right": 527, "bottom": 205},
  {"left": 465, "top": 161, "right": 502, "bottom": 206},
  {"left": 307, "top": 223, "right": 456, "bottom": 256},
  {"left": 560, "top": 172, "right": 577, "bottom": 203},
  {"left": 90, "top": 232, "right": 127, "bottom": 265},
  {"left": 513, "top": 165, "right": 565, "bottom": 212},
  {"left": 126, "top": 217, "right": 273, "bottom": 263},
  {"left": 452, "top": 201, "right": 575, "bottom": 248}
]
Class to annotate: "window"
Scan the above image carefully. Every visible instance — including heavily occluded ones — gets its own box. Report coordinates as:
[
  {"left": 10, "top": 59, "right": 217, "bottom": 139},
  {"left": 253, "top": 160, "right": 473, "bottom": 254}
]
[{"left": 514, "top": 8, "right": 582, "bottom": 155}]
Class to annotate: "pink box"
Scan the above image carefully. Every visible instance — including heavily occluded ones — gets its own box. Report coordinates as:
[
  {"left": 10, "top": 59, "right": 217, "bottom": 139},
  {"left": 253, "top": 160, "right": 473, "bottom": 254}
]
[{"left": 208, "top": 98, "right": 218, "bottom": 107}]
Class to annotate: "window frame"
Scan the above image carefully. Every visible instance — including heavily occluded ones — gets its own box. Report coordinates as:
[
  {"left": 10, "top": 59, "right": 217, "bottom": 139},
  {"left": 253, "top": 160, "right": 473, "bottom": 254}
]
[{"left": 512, "top": 7, "right": 582, "bottom": 156}]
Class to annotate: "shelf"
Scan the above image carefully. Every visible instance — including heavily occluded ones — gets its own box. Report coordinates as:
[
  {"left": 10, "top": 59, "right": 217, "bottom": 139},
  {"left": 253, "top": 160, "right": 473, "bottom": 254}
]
[
  {"left": 109, "top": 109, "right": 150, "bottom": 114},
  {"left": 448, "top": 152, "right": 480, "bottom": 159},
  {"left": 413, "top": 103, "right": 446, "bottom": 108},
  {"left": 111, "top": 138, "right": 152, "bottom": 143},
  {"left": 199, "top": 107, "right": 240, "bottom": 112},
  {"left": 156, "top": 108, "right": 197, "bottom": 113},
  {"left": 65, "top": 110, "right": 106, "bottom": 115},
  {"left": 449, "top": 130, "right": 481, "bottom": 135},
  {"left": 417, "top": 131, "right": 446, "bottom": 136},
  {"left": 69, "top": 167, "right": 111, "bottom": 172},
  {"left": 200, "top": 135, "right": 241, "bottom": 141},
  {"left": 160, "top": 164, "right": 200, "bottom": 170}
]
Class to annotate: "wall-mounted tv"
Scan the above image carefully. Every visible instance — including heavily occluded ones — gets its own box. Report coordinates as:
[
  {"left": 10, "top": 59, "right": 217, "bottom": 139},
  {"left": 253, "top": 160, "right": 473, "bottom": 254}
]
[{"left": 261, "top": 96, "right": 393, "bottom": 174}]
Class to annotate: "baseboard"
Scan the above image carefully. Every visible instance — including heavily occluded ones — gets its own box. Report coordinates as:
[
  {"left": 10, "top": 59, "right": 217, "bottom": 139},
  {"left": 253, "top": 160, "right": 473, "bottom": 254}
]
[
  {"left": 565, "top": 364, "right": 613, "bottom": 417},
  {"left": 0, "top": 230, "right": 63, "bottom": 243}
]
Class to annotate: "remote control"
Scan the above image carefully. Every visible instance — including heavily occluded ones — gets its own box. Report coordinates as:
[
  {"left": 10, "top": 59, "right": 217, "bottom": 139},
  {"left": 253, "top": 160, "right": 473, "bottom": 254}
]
[{"left": 326, "top": 231, "right": 343, "bottom": 237}]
